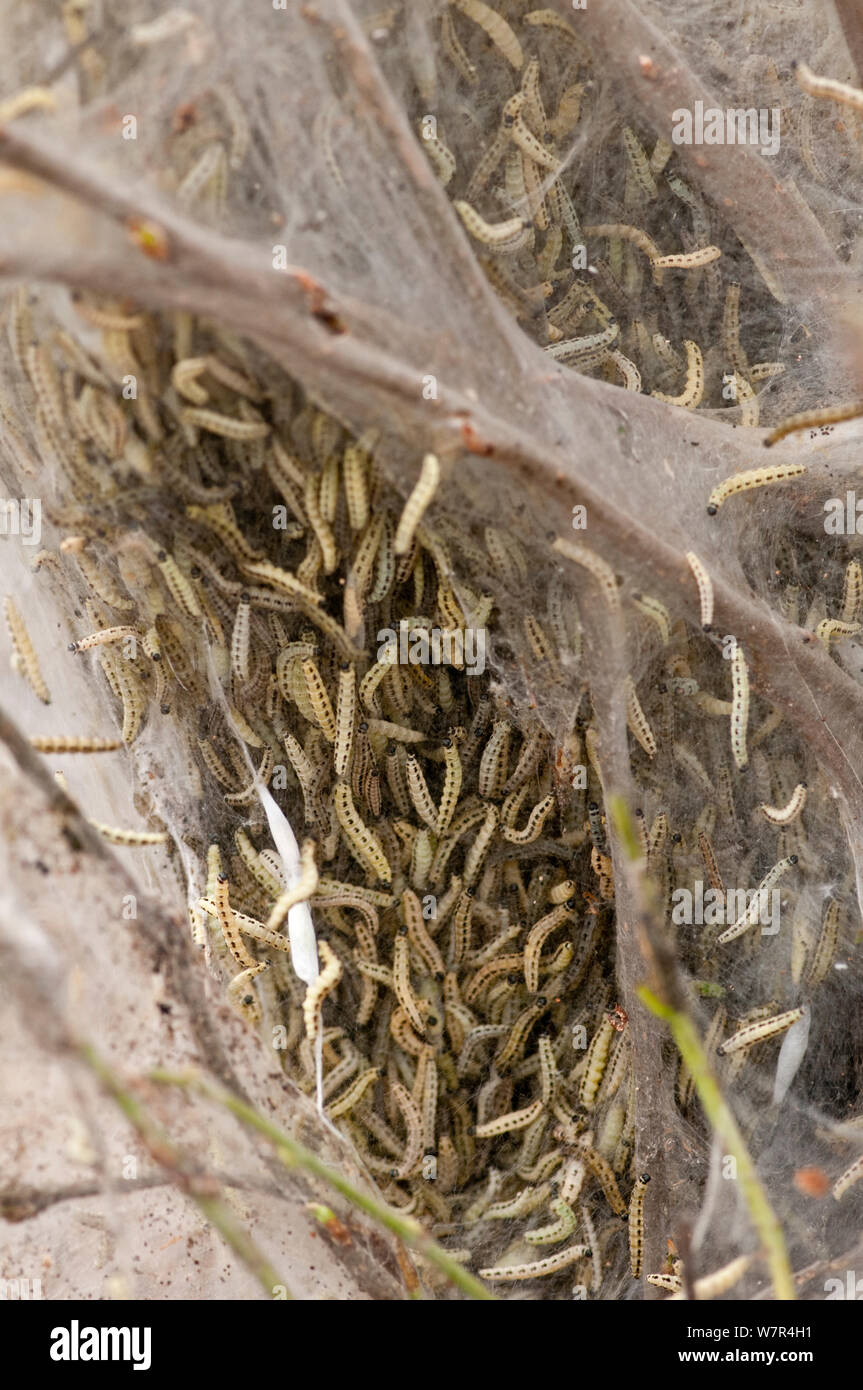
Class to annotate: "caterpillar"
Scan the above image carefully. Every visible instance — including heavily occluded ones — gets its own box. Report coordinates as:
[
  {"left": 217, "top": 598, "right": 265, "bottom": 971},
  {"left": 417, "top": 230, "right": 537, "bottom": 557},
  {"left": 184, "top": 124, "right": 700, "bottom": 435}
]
[
  {"left": 685, "top": 551, "right": 714, "bottom": 629},
  {"left": 267, "top": 838, "right": 319, "bottom": 935},
  {"left": 29, "top": 735, "right": 122, "bottom": 753},
  {"left": 580, "top": 1015, "right": 616, "bottom": 1108},
  {"left": 765, "top": 402, "right": 863, "bottom": 447},
  {"left": 628, "top": 1173, "right": 650, "bottom": 1278},
  {"left": 333, "top": 781, "right": 392, "bottom": 885},
  {"left": 478, "top": 1243, "right": 592, "bottom": 1282},
  {"left": 394, "top": 454, "right": 440, "bottom": 556},
  {"left": 717, "top": 856, "right": 797, "bottom": 944},
  {"left": 182, "top": 407, "right": 270, "bottom": 441},
  {"left": 4, "top": 596, "right": 51, "bottom": 704},
  {"left": 650, "top": 339, "right": 704, "bottom": 409},
  {"left": 625, "top": 676, "right": 657, "bottom": 758},
  {"left": 553, "top": 539, "right": 622, "bottom": 615},
  {"left": 792, "top": 60, "right": 863, "bottom": 113},
  {"left": 333, "top": 663, "right": 356, "bottom": 778},
  {"left": 303, "top": 939, "right": 342, "bottom": 1042},
  {"left": 730, "top": 645, "right": 749, "bottom": 770},
  {"left": 89, "top": 822, "right": 169, "bottom": 846},
  {"left": 453, "top": 202, "right": 530, "bottom": 251},
  {"left": 759, "top": 782, "right": 807, "bottom": 826},
  {"left": 652, "top": 246, "right": 721, "bottom": 270},
  {"left": 707, "top": 464, "right": 806, "bottom": 512},
  {"left": 450, "top": 0, "right": 523, "bottom": 70},
  {"left": 717, "top": 1006, "right": 804, "bottom": 1055}
]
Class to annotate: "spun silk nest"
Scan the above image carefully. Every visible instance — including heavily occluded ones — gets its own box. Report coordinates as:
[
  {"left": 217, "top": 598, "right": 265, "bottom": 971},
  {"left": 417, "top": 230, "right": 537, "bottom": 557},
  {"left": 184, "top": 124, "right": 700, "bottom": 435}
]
[{"left": 0, "top": 0, "right": 862, "bottom": 1301}]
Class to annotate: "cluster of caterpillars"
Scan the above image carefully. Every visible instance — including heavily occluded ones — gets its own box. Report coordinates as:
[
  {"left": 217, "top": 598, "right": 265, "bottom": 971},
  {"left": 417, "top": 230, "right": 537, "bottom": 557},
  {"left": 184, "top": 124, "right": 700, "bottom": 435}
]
[{"left": 1, "top": 1, "right": 861, "bottom": 1297}]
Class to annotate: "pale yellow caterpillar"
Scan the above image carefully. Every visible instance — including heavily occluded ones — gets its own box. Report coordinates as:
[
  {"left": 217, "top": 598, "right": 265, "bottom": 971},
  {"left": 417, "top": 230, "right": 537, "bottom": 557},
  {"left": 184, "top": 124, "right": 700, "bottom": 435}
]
[
  {"left": 394, "top": 454, "right": 440, "bottom": 557},
  {"left": 625, "top": 676, "right": 657, "bottom": 759},
  {"left": 717, "top": 855, "right": 798, "bottom": 945},
  {"left": 155, "top": 549, "right": 203, "bottom": 620},
  {"left": 765, "top": 403, "right": 863, "bottom": 447},
  {"left": 510, "top": 110, "right": 561, "bottom": 173},
  {"left": 333, "top": 781, "right": 392, "bottom": 884},
  {"left": 463, "top": 953, "right": 524, "bottom": 1006},
  {"left": 652, "top": 246, "right": 721, "bottom": 270},
  {"left": 545, "top": 320, "right": 620, "bottom": 365},
  {"left": 730, "top": 644, "right": 749, "bottom": 770},
  {"left": 462, "top": 801, "right": 499, "bottom": 888},
  {"left": 403, "top": 888, "right": 445, "bottom": 980},
  {"left": 437, "top": 738, "right": 463, "bottom": 835},
  {"left": 393, "top": 927, "right": 427, "bottom": 1035},
  {"left": 685, "top": 551, "right": 714, "bottom": 628},
  {"left": 524, "top": 903, "right": 571, "bottom": 993},
  {"left": 580, "top": 1015, "right": 615, "bottom": 1108},
  {"left": 717, "top": 1006, "right": 804, "bottom": 1055},
  {"left": 70, "top": 625, "right": 139, "bottom": 654},
  {"left": 651, "top": 340, "right": 704, "bottom": 409},
  {"left": 608, "top": 350, "right": 642, "bottom": 392},
  {"left": 553, "top": 538, "right": 621, "bottom": 615},
  {"left": 4, "top": 596, "right": 51, "bottom": 704},
  {"left": 479, "top": 1242, "right": 591, "bottom": 1282},
  {"left": 816, "top": 618, "right": 861, "bottom": 648},
  {"left": 806, "top": 898, "right": 840, "bottom": 988},
  {"left": 628, "top": 1173, "right": 650, "bottom": 1278},
  {"left": 622, "top": 127, "right": 657, "bottom": 201},
  {"left": 792, "top": 60, "right": 863, "bottom": 113},
  {"left": 575, "top": 1137, "right": 627, "bottom": 1217},
  {"left": 472, "top": 1097, "right": 544, "bottom": 1139},
  {"left": 501, "top": 792, "right": 555, "bottom": 844},
  {"left": 584, "top": 223, "right": 663, "bottom": 282},
  {"left": 451, "top": 0, "right": 523, "bottom": 70},
  {"left": 366, "top": 718, "right": 426, "bottom": 744},
  {"left": 495, "top": 997, "right": 547, "bottom": 1073},
  {"left": 29, "top": 735, "right": 122, "bottom": 753},
  {"left": 89, "top": 822, "right": 169, "bottom": 846},
  {"left": 333, "top": 663, "right": 356, "bottom": 778},
  {"left": 748, "top": 361, "right": 786, "bottom": 382},
  {"left": 707, "top": 463, "right": 806, "bottom": 512},
  {"left": 303, "top": 939, "right": 342, "bottom": 1042},
  {"left": 0, "top": 86, "right": 56, "bottom": 123},
  {"left": 301, "top": 657, "right": 337, "bottom": 742},
  {"left": 449, "top": 888, "right": 475, "bottom": 965},
  {"left": 728, "top": 371, "right": 759, "bottom": 428},
  {"left": 343, "top": 442, "right": 370, "bottom": 532},
  {"left": 302, "top": 473, "right": 338, "bottom": 575},
  {"left": 524, "top": 8, "right": 590, "bottom": 55},
  {"left": 649, "top": 137, "right": 673, "bottom": 175},
  {"left": 524, "top": 1197, "right": 578, "bottom": 1246},
  {"left": 759, "top": 782, "right": 807, "bottom": 826},
  {"left": 182, "top": 407, "right": 269, "bottom": 441},
  {"left": 405, "top": 752, "right": 440, "bottom": 834},
  {"left": 478, "top": 718, "right": 511, "bottom": 799},
  {"left": 842, "top": 559, "right": 863, "bottom": 625},
  {"left": 632, "top": 592, "right": 671, "bottom": 643},
  {"left": 441, "top": 5, "right": 477, "bottom": 82},
  {"left": 832, "top": 1154, "right": 863, "bottom": 1201},
  {"left": 326, "top": 1067, "right": 380, "bottom": 1120},
  {"left": 267, "top": 838, "right": 319, "bottom": 935},
  {"left": 453, "top": 201, "right": 529, "bottom": 250}
]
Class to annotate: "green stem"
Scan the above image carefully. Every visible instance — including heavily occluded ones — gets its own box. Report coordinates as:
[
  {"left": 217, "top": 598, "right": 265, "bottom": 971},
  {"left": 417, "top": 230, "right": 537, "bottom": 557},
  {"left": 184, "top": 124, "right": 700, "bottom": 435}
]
[
  {"left": 149, "top": 1068, "right": 496, "bottom": 1301},
  {"left": 638, "top": 989, "right": 795, "bottom": 1300},
  {"left": 79, "top": 1044, "right": 293, "bottom": 1299}
]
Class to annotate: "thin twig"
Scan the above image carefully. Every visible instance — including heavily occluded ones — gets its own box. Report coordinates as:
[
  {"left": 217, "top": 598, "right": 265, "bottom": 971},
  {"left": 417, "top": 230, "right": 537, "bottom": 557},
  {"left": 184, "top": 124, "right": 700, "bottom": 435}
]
[
  {"left": 78, "top": 1044, "right": 294, "bottom": 1299},
  {"left": 148, "top": 1068, "right": 497, "bottom": 1301}
]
